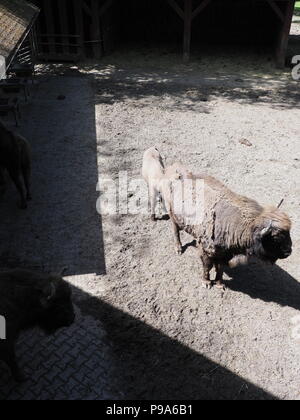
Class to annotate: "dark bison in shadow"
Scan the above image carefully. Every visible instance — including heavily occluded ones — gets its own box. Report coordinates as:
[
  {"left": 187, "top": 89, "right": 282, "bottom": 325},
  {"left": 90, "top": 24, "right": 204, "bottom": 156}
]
[{"left": 0, "top": 269, "right": 75, "bottom": 381}]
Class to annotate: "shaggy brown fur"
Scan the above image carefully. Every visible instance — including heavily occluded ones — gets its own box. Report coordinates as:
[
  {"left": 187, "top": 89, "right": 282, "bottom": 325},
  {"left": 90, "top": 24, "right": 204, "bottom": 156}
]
[
  {"left": 0, "top": 121, "right": 32, "bottom": 209},
  {"left": 0, "top": 269, "right": 75, "bottom": 382},
  {"left": 163, "top": 167, "right": 292, "bottom": 290}
]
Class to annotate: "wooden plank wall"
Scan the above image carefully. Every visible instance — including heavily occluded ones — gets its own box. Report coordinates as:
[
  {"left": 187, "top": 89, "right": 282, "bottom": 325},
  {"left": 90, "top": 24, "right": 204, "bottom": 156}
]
[
  {"left": 31, "top": 0, "right": 296, "bottom": 66},
  {"left": 32, "top": 0, "right": 114, "bottom": 61}
]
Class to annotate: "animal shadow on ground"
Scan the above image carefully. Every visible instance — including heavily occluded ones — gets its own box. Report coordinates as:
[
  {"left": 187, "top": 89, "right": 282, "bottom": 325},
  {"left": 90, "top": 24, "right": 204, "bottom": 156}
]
[
  {"left": 176, "top": 240, "right": 299, "bottom": 310},
  {"left": 225, "top": 262, "right": 300, "bottom": 311},
  {"left": 38, "top": 57, "right": 300, "bottom": 112},
  {"left": 181, "top": 239, "right": 197, "bottom": 254},
  {"left": 0, "top": 286, "right": 276, "bottom": 400},
  {"left": 77, "top": 294, "right": 276, "bottom": 400},
  {"left": 0, "top": 75, "right": 106, "bottom": 276}
]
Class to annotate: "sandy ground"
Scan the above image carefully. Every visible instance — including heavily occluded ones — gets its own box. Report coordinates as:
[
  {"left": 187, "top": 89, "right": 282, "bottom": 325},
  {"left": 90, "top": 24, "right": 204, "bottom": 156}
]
[
  {"left": 90, "top": 50, "right": 300, "bottom": 400},
  {"left": 0, "top": 32, "right": 300, "bottom": 399}
]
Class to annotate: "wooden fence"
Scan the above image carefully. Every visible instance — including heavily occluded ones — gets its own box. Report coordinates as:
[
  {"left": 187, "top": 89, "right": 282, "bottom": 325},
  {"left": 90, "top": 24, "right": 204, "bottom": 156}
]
[{"left": 32, "top": 0, "right": 115, "bottom": 61}]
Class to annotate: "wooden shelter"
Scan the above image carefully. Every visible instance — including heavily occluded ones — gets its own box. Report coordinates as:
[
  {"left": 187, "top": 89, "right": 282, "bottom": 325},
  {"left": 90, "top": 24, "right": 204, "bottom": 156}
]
[
  {"left": 168, "top": 0, "right": 296, "bottom": 65},
  {"left": 32, "top": 0, "right": 296, "bottom": 66},
  {"left": 0, "top": 0, "right": 40, "bottom": 77}
]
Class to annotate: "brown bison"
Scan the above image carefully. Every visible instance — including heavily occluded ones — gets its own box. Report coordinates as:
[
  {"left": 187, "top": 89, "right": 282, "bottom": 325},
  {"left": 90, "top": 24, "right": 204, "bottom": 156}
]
[
  {"left": 0, "top": 121, "right": 32, "bottom": 209},
  {"left": 0, "top": 269, "right": 75, "bottom": 382},
  {"left": 162, "top": 167, "right": 292, "bottom": 290}
]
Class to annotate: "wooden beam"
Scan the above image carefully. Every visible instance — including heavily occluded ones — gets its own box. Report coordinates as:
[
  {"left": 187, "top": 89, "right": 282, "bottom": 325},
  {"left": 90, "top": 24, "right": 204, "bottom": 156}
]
[
  {"left": 58, "top": 0, "right": 70, "bottom": 57},
  {"left": 43, "top": 0, "right": 56, "bottom": 55},
  {"left": 276, "top": 0, "right": 296, "bottom": 67},
  {"left": 91, "top": 0, "right": 102, "bottom": 59},
  {"left": 99, "top": 0, "right": 115, "bottom": 17},
  {"left": 82, "top": 0, "right": 92, "bottom": 17},
  {"left": 267, "top": 0, "right": 285, "bottom": 22},
  {"left": 167, "top": 0, "right": 184, "bottom": 20},
  {"left": 74, "top": 0, "right": 84, "bottom": 57},
  {"left": 37, "top": 34, "right": 80, "bottom": 38},
  {"left": 192, "top": 0, "right": 212, "bottom": 20},
  {"left": 183, "top": 0, "right": 192, "bottom": 63}
]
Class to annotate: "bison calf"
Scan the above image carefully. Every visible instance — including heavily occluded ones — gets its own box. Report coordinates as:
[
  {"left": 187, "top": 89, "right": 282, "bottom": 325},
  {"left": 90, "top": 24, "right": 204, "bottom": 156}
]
[
  {"left": 0, "top": 269, "right": 75, "bottom": 382},
  {"left": 142, "top": 147, "right": 166, "bottom": 221},
  {"left": 0, "top": 121, "right": 32, "bottom": 209}
]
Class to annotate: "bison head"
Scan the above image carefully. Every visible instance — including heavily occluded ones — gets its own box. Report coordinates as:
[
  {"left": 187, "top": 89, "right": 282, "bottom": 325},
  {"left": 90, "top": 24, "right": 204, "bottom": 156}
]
[
  {"left": 252, "top": 214, "right": 292, "bottom": 264},
  {"left": 36, "top": 275, "right": 75, "bottom": 334}
]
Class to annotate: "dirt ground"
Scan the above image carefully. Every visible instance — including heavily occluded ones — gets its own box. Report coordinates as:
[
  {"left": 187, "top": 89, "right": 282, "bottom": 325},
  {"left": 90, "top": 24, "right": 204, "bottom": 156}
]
[{"left": 0, "top": 33, "right": 300, "bottom": 399}]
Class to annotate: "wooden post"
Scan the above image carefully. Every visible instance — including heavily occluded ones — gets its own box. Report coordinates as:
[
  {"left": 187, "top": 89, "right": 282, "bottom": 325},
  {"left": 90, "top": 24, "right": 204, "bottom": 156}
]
[
  {"left": 42, "top": 0, "right": 56, "bottom": 56},
  {"left": 167, "top": 0, "right": 212, "bottom": 62},
  {"left": 183, "top": 0, "right": 192, "bottom": 63},
  {"left": 58, "top": 0, "right": 69, "bottom": 57},
  {"left": 99, "top": 0, "right": 115, "bottom": 55},
  {"left": 91, "top": 0, "right": 102, "bottom": 60},
  {"left": 276, "top": 0, "right": 296, "bottom": 67},
  {"left": 74, "top": 0, "right": 84, "bottom": 58}
]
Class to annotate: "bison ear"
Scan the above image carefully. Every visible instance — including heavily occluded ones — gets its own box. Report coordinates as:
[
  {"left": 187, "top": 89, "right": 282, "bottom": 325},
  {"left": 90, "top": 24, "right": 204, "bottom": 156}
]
[
  {"left": 51, "top": 267, "right": 67, "bottom": 277},
  {"left": 40, "top": 282, "right": 56, "bottom": 308},
  {"left": 260, "top": 221, "right": 273, "bottom": 238}
]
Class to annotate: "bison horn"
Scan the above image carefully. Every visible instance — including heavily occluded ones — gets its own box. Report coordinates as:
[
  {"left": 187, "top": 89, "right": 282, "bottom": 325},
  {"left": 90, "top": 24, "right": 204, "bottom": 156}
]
[
  {"left": 277, "top": 199, "right": 284, "bottom": 209},
  {"left": 261, "top": 221, "right": 273, "bottom": 237},
  {"left": 40, "top": 282, "right": 56, "bottom": 308},
  {"left": 59, "top": 267, "right": 68, "bottom": 276}
]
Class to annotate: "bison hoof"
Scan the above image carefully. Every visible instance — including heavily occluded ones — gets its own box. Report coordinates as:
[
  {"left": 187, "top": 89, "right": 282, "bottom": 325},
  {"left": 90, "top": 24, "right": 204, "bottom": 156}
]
[
  {"left": 216, "top": 282, "right": 227, "bottom": 291},
  {"left": 151, "top": 215, "right": 157, "bottom": 222},
  {"left": 202, "top": 281, "right": 213, "bottom": 290},
  {"left": 176, "top": 246, "right": 183, "bottom": 255}
]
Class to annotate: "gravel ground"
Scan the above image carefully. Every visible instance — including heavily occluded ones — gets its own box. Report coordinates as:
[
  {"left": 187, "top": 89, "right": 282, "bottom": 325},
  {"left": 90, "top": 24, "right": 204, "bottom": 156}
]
[
  {"left": 90, "top": 47, "right": 300, "bottom": 400},
  {"left": 0, "top": 32, "right": 300, "bottom": 399}
]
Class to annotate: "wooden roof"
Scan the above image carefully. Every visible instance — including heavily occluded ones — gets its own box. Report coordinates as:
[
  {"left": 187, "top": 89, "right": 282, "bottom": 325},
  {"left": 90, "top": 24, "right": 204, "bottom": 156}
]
[{"left": 0, "top": 0, "right": 39, "bottom": 66}]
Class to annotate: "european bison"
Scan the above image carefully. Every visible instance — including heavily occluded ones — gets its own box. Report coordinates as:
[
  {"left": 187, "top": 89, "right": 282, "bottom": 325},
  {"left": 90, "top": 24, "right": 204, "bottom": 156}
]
[
  {"left": 0, "top": 269, "right": 75, "bottom": 382},
  {"left": 0, "top": 121, "right": 32, "bottom": 209},
  {"left": 162, "top": 167, "right": 292, "bottom": 290}
]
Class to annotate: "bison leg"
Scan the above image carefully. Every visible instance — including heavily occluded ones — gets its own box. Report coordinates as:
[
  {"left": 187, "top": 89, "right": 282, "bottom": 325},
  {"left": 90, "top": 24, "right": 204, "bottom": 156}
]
[
  {"left": 171, "top": 219, "right": 183, "bottom": 255},
  {"left": 8, "top": 168, "right": 27, "bottom": 209},
  {"left": 150, "top": 186, "right": 158, "bottom": 221},
  {"left": 22, "top": 156, "right": 32, "bottom": 201},
  {"left": 0, "top": 167, "right": 6, "bottom": 197},
  {"left": 3, "top": 345, "right": 26, "bottom": 382},
  {"left": 215, "top": 263, "right": 226, "bottom": 290},
  {"left": 199, "top": 247, "right": 213, "bottom": 289}
]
